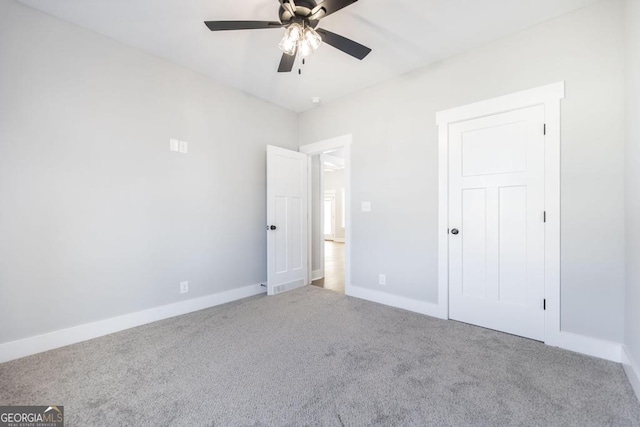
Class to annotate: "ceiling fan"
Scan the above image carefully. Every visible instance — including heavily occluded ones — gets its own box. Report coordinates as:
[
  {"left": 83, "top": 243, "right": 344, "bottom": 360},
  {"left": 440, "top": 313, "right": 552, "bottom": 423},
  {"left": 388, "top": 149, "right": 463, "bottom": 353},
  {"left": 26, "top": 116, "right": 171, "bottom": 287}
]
[{"left": 204, "top": 0, "right": 372, "bottom": 73}]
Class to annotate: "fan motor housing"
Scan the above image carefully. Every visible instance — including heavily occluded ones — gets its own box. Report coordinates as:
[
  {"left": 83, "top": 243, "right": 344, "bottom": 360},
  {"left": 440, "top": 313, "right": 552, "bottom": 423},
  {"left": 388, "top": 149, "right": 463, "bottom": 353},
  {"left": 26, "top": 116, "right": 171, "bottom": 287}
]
[{"left": 279, "top": 0, "right": 324, "bottom": 26}]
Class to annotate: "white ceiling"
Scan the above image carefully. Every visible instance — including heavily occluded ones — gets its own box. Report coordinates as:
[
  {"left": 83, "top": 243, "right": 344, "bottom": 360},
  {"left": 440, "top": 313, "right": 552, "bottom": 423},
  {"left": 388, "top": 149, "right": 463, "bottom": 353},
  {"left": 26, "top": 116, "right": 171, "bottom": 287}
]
[{"left": 19, "top": 0, "right": 598, "bottom": 112}]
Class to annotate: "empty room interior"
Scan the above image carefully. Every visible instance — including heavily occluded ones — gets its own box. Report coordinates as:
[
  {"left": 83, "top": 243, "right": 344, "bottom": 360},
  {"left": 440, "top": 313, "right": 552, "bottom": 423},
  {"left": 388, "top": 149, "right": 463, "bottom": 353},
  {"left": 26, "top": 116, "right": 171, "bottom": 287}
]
[{"left": 1, "top": 0, "right": 640, "bottom": 425}]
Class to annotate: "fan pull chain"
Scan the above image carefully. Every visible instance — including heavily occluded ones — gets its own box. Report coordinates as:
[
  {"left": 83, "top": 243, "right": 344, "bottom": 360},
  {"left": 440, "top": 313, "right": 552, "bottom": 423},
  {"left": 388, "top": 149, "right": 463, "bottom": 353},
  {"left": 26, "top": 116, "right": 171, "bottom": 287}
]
[{"left": 299, "top": 57, "right": 306, "bottom": 75}]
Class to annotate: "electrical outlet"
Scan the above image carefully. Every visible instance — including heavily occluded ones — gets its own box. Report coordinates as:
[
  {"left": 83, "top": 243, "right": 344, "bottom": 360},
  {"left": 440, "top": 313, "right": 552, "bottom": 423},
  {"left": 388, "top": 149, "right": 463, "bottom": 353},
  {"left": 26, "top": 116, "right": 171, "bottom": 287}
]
[
  {"left": 169, "top": 139, "right": 180, "bottom": 152},
  {"left": 179, "top": 140, "right": 188, "bottom": 154},
  {"left": 379, "top": 274, "right": 386, "bottom": 286},
  {"left": 180, "top": 281, "right": 189, "bottom": 294}
]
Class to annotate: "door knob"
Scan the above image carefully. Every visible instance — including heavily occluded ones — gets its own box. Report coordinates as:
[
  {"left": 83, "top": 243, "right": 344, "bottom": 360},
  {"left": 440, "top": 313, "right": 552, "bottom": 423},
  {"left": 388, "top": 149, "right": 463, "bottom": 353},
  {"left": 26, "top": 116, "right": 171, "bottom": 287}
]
[
  {"left": 267, "top": 225, "right": 277, "bottom": 230},
  {"left": 451, "top": 228, "right": 460, "bottom": 235}
]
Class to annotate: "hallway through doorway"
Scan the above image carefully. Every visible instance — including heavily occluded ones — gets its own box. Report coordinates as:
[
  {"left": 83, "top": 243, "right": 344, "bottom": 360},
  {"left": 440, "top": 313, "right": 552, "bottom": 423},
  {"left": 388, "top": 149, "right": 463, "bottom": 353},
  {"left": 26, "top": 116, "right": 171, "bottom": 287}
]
[{"left": 311, "top": 241, "right": 345, "bottom": 293}]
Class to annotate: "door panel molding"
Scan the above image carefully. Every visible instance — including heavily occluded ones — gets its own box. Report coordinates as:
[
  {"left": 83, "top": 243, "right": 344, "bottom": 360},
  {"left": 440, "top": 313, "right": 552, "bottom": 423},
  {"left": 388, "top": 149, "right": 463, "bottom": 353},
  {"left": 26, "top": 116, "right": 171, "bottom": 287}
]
[{"left": 437, "top": 82, "right": 564, "bottom": 345}]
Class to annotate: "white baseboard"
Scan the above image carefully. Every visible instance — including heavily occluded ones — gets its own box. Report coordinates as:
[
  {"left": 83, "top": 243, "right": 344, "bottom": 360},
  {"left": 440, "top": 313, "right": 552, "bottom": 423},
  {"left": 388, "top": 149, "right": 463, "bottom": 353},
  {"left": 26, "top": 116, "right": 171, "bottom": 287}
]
[
  {"left": 347, "top": 285, "right": 447, "bottom": 320},
  {"left": 551, "top": 331, "right": 622, "bottom": 363},
  {"left": 311, "top": 269, "right": 323, "bottom": 281},
  {"left": 623, "top": 346, "right": 640, "bottom": 401},
  {"left": 347, "top": 286, "right": 625, "bottom": 365},
  {"left": 0, "top": 283, "right": 266, "bottom": 364}
]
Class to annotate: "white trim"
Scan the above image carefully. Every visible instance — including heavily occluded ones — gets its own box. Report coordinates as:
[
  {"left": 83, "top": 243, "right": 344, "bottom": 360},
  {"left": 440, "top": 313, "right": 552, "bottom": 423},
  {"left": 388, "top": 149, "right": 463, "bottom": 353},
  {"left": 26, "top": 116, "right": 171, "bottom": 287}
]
[
  {"left": 300, "top": 134, "right": 352, "bottom": 155},
  {"left": 348, "top": 285, "right": 623, "bottom": 363},
  {"left": 436, "top": 82, "right": 566, "bottom": 125},
  {"left": 436, "top": 82, "right": 565, "bottom": 346},
  {"left": 623, "top": 346, "right": 640, "bottom": 401},
  {"left": 551, "top": 332, "right": 622, "bottom": 363},
  {"left": 0, "top": 284, "right": 266, "bottom": 364},
  {"left": 321, "top": 154, "right": 345, "bottom": 169},
  {"left": 333, "top": 237, "right": 346, "bottom": 243},
  {"left": 349, "top": 286, "right": 447, "bottom": 319},
  {"left": 300, "top": 134, "right": 352, "bottom": 295},
  {"left": 311, "top": 269, "right": 323, "bottom": 281}
]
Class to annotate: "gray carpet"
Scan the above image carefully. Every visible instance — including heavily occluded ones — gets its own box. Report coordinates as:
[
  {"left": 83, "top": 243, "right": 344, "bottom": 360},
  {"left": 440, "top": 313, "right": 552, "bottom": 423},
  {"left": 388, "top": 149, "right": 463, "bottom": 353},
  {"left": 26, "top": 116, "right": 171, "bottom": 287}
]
[{"left": 1, "top": 286, "right": 639, "bottom": 426}]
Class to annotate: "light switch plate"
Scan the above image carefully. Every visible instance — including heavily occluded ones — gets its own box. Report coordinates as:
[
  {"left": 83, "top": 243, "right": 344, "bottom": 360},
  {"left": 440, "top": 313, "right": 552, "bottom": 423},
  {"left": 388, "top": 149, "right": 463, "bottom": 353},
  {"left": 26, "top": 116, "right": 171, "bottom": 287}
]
[
  {"left": 361, "top": 201, "right": 372, "bottom": 212},
  {"left": 179, "top": 140, "right": 188, "bottom": 154},
  {"left": 169, "top": 139, "right": 180, "bottom": 152}
]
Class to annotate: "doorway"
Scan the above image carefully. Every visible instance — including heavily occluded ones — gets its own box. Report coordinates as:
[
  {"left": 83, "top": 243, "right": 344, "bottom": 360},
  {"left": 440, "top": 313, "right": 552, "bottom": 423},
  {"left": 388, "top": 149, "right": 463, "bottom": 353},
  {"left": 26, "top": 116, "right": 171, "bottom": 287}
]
[
  {"left": 300, "top": 135, "right": 352, "bottom": 295},
  {"left": 319, "top": 152, "right": 347, "bottom": 292}
]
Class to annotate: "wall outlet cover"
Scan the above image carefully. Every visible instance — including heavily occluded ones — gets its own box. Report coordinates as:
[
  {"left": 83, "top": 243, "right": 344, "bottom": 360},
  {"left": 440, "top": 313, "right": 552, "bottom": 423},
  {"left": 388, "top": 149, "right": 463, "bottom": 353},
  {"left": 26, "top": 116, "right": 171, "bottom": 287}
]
[
  {"left": 170, "top": 139, "right": 180, "bottom": 152},
  {"left": 180, "top": 281, "right": 189, "bottom": 294},
  {"left": 379, "top": 274, "right": 386, "bottom": 285},
  {"left": 361, "top": 201, "right": 372, "bottom": 212},
  {"left": 179, "top": 140, "right": 188, "bottom": 154}
]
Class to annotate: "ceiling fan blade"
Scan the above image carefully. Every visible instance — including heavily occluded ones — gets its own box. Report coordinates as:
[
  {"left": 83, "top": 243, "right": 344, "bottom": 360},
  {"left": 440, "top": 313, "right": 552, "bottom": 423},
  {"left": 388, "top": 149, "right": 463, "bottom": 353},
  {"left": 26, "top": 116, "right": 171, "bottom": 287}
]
[
  {"left": 316, "top": 28, "right": 371, "bottom": 60},
  {"left": 310, "top": 0, "right": 358, "bottom": 20},
  {"left": 204, "top": 21, "right": 283, "bottom": 31},
  {"left": 278, "top": 50, "right": 297, "bottom": 73}
]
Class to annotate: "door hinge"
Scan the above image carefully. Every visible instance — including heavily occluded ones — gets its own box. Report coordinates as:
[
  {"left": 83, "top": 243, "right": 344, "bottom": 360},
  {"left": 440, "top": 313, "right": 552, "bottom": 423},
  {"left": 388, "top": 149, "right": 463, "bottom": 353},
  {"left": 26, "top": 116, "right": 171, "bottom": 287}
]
[
  {"left": 543, "top": 211, "right": 547, "bottom": 223},
  {"left": 543, "top": 299, "right": 547, "bottom": 310},
  {"left": 543, "top": 124, "right": 547, "bottom": 135}
]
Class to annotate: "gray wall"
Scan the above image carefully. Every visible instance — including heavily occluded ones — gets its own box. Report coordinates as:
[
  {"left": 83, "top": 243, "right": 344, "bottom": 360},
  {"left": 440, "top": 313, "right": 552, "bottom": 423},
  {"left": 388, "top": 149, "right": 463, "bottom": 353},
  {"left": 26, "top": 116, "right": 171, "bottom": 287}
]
[
  {"left": 0, "top": 0, "right": 298, "bottom": 344},
  {"left": 299, "top": 0, "right": 626, "bottom": 342},
  {"left": 625, "top": 0, "right": 640, "bottom": 366}
]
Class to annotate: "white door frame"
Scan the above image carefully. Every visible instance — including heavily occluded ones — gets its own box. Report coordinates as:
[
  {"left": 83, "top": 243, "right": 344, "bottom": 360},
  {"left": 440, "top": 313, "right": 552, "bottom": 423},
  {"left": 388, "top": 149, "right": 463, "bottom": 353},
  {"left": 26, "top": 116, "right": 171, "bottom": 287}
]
[
  {"left": 300, "top": 134, "right": 352, "bottom": 295},
  {"left": 436, "top": 82, "right": 564, "bottom": 345}
]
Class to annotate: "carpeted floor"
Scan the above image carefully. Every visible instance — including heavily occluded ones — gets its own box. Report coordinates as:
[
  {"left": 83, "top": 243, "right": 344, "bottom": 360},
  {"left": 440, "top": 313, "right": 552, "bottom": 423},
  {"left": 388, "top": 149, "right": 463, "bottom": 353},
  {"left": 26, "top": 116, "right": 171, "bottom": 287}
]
[{"left": 1, "top": 286, "right": 639, "bottom": 426}]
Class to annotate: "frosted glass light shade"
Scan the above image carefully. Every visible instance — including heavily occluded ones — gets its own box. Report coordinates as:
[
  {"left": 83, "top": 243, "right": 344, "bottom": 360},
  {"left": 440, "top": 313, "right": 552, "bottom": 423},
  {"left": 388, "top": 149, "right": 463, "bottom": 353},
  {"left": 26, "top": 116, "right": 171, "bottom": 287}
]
[
  {"left": 304, "top": 27, "right": 322, "bottom": 51},
  {"left": 279, "top": 23, "right": 303, "bottom": 56},
  {"left": 299, "top": 40, "right": 313, "bottom": 57},
  {"left": 278, "top": 23, "right": 322, "bottom": 58}
]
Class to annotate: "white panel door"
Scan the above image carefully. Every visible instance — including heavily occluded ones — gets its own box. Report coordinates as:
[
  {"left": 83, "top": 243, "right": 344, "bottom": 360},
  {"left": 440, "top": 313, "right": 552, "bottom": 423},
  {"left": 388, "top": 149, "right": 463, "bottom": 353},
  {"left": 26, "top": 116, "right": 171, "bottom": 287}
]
[
  {"left": 267, "top": 145, "right": 308, "bottom": 296},
  {"left": 448, "top": 106, "right": 546, "bottom": 341}
]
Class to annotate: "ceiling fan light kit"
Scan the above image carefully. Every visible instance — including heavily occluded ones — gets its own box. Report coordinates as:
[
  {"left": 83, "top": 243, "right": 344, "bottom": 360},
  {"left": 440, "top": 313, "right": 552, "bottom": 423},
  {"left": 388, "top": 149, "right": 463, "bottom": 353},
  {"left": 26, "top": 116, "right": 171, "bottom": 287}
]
[
  {"left": 204, "top": 0, "right": 371, "bottom": 73},
  {"left": 279, "top": 22, "right": 322, "bottom": 57}
]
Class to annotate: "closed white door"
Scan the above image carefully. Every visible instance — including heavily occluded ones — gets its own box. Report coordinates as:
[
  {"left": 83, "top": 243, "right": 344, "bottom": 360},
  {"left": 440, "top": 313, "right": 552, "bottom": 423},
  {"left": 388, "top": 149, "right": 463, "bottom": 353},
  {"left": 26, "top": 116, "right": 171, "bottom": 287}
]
[
  {"left": 266, "top": 145, "right": 308, "bottom": 296},
  {"left": 448, "top": 106, "right": 546, "bottom": 341}
]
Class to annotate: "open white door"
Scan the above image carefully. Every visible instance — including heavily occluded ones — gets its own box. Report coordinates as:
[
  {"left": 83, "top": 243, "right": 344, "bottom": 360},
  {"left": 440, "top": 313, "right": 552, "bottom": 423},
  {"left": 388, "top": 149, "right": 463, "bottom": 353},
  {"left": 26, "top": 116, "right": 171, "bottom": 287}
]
[{"left": 267, "top": 145, "right": 308, "bottom": 296}]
